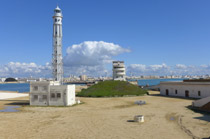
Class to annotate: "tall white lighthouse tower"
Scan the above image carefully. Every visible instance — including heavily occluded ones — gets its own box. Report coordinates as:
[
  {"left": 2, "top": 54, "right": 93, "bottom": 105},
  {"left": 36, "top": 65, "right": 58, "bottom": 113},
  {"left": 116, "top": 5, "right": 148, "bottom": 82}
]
[{"left": 52, "top": 6, "right": 63, "bottom": 83}]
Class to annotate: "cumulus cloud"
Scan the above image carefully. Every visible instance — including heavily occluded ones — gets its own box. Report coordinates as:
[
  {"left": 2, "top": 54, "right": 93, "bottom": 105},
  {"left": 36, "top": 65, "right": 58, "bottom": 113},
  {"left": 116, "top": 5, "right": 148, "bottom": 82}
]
[
  {"left": 63, "top": 41, "right": 130, "bottom": 76},
  {"left": 127, "top": 63, "right": 172, "bottom": 76},
  {"left": 128, "top": 64, "right": 147, "bottom": 72},
  {"left": 0, "top": 41, "right": 130, "bottom": 77},
  {"left": 1, "top": 62, "right": 210, "bottom": 77},
  {"left": 0, "top": 62, "right": 51, "bottom": 77},
  {"left": 149, "top": 63, "right": 169, "bottom": 71},
  {"left": 64, "top": 65, "right": 108, "bottom": 77},
  {"left": 127, "top": 64, "right": 210, "bottom": 76},
  {"left": 175, "top": 64, "right": 187, "bottom": 69},
  {"left": 1, "top": 40, "right": 210, "bottom": 77},
  {"left": 63, "top": 41, "right": 130, "bottom": 67}
]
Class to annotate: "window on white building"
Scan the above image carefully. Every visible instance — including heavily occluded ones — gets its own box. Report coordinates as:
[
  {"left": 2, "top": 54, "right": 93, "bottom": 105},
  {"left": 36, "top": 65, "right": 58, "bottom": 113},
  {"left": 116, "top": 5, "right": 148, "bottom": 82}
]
[
  {"left": 43, "top": 95, "right": 47, "bottom": 100},
  {"left": 33, "top": 86, "right": 38, "bottom": 91},
  {"left": 198, "top": 91, "right": 201, "bottom": 96},
  {"left": 175, "top": 90, "right": 178, "bottom": 94},
  {"left": 165, "top": 89, "right": 169, "bottom": 95},
  {"left": 33, "top": 95, "right": 38, "bottom": 101},
  {"left": 51, "top": 93, "right": 55, "bottom": 98},
  {"left": 57, "top": 93, "right": 61, "bottom": 98},
  {"left": 42, "top": 86, "right": 47, "bottom": 91}
]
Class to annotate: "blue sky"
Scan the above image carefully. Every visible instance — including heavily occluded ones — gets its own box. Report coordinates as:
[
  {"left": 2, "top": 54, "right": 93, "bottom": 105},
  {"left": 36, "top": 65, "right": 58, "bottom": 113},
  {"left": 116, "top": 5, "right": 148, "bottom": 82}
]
[{"left": 1, "top": 0, "right": 210, "bottom": 77}]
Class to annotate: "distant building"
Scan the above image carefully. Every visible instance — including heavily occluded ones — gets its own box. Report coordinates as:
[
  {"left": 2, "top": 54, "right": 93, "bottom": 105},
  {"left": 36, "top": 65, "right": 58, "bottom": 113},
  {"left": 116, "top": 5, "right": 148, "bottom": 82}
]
[
  {"left": 5, "top": 77, "right": 17, "bottom": 82},
  {"left": 0, "top": 78, "right": 6, "bottom": 82},
  {"left": 113, "top": 61, "right": 126, "bottom": 81},
  {"left": 30, "top": 81, "right": 75, "bottom": 106},
  {"left": 80, "top": 75, "right": 87, "bottom": 81},
  {"left": 160, "top": 79, "right": 210, "bottom": 98}
]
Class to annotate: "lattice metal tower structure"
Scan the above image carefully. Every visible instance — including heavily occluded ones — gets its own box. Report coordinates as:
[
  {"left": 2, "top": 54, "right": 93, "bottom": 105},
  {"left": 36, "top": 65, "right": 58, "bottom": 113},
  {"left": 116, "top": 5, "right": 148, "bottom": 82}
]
[{"left": 52, "top": 6, "right": 63, "bottom": 83}]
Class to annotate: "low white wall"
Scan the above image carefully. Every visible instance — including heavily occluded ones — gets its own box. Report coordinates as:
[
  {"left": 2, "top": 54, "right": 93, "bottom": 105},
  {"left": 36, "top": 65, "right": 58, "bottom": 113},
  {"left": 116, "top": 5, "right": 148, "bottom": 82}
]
[{"left": 193, "top": 96, "right": 210, "bottom": 107}]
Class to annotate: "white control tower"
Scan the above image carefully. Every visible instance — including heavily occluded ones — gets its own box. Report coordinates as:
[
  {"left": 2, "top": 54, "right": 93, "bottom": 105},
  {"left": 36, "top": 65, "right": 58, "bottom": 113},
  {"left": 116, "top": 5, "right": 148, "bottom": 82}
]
[
  {"left": 113, "top": 61, "right": 126, "bottom": 81},
  {"left": 52, "top": 6, "right": 63, "bottom": 83}
]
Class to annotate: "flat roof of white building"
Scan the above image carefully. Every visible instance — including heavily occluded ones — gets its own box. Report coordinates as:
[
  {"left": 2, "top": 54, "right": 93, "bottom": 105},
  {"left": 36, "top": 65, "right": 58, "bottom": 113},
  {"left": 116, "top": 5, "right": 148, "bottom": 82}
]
[{"left": 160, "top": 81, "right": 210, "bottom": 85}]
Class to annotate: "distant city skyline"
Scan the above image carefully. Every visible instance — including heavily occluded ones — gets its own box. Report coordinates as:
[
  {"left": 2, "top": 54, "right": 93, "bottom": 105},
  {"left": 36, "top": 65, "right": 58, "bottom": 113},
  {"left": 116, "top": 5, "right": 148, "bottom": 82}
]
[{"left": 1, "top": 0, "right": 210, "bottom": 77}]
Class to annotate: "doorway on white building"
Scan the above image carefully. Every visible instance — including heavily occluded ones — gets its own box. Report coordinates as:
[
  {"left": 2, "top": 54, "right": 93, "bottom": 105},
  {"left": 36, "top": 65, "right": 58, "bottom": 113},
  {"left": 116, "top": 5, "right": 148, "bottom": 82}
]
[
  {"left": 185, "top": 90, "right": 189, "bottom": 97},
  {"left": 166, "top": 89, "right": 169, "bottom": 95}
]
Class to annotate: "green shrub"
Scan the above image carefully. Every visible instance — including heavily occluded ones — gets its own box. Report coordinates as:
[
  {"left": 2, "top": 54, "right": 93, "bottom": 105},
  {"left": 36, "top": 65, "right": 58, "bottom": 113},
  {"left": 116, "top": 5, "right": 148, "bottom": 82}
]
[{"left": 77, "top": 80, "right": 147, "bottom": 97}]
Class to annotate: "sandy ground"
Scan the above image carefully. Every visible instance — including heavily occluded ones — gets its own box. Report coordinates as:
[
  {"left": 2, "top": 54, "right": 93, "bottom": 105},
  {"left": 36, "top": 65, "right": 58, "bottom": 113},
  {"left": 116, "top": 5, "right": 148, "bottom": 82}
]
[
  {"left": 0, "top": 91, "right": 28, "bottom": 100},
  {"left": 0, "top": 91, "right": 209, "bottom": 139},
  {"left": 76, "top": 85, "right": 88, "bottom": 93}
]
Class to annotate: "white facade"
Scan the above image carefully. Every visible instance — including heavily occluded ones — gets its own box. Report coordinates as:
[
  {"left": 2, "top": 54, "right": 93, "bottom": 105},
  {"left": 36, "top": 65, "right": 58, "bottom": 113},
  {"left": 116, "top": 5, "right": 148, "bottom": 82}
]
[
  {"left": 30, "top": 81, "right": 75, "bottom": 106},
  {"left": 160, "top": 81, "right": 210, "bottom": 98},
  {"left": 52, "top": 6, "right": 63, "bottom": 83},
  {"left": 113, "top": 61, "right": 126, "bottom": 81}
]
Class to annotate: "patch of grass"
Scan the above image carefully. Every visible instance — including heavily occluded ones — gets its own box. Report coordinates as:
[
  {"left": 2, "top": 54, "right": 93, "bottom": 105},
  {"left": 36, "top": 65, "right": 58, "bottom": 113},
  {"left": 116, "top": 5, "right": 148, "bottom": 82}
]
[{"left": 77, "top": 80, "right": 147, "bottom": 97}]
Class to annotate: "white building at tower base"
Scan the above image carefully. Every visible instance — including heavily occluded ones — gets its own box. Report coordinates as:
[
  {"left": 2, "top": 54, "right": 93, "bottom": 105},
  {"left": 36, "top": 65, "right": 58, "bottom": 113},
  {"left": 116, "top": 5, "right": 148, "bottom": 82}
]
[{"left": 30, "top": 81, "right": 75, "bottom": 106}]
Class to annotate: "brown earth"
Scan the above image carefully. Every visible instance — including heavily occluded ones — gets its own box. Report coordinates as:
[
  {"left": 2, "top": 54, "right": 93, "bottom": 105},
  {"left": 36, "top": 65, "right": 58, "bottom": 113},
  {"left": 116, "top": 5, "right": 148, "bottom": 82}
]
[
  {"left": 0, "top": 91, "right": 209, "bottom": 139},
  {"left": 200, "top": 102, "right": 210, "bottom": 112}
]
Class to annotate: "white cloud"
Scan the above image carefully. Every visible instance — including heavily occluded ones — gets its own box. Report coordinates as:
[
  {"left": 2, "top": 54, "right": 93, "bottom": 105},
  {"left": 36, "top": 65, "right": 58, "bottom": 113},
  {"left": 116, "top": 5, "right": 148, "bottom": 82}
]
[
  {"left": 63, "top": 41, "right": 130, "bottom": 67},
  {"left": 149, "top": 63, "right": 168, "bottom": 71},
  {"left": 128, "top": 63, "right": 172, "bottom": 76},
  {"left": 127, "top": 64, "right": 210, "bottom": 76},
  {"left": 128, "top": 64, "right": 146, "bottom": 72},
  {"left": 1, "top": 40, "right": 210, "bottom": 77},
  {"left": 63, "top": 41, "right": 130, "bottom": 76},
  {"left": 1, "top": 61, "right": 210, "bottom": 77},
  {"left": 0, "top": 62, "right": 51, "bottom": 77},
  {"left": 175, "top": 64, "right": 187, "bottom": 69},
  {"left": 64, "top": 65, "right": 107, "bottom": 77},
  {"left": 0, "top": 41, "right": 130, "bottom": 77}
]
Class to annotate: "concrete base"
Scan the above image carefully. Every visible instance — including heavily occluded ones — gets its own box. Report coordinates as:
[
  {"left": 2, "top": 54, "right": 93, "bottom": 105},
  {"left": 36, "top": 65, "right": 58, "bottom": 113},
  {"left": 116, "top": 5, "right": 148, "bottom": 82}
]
[{"left": 134, "top": 115, "right": 144, "bottom": 123}]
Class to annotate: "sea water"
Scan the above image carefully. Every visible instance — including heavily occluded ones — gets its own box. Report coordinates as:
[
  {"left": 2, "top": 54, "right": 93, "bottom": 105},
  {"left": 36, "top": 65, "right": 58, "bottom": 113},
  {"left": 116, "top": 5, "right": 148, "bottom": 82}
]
[
  {"left": 133, "top": 78, "right": 184, "bottom": 86},
  {"left": 0, "top": 83, "right": 29, "bottom": 93},
  {"left": 0, "top": 106, "right": 21, "bottom": 112}
]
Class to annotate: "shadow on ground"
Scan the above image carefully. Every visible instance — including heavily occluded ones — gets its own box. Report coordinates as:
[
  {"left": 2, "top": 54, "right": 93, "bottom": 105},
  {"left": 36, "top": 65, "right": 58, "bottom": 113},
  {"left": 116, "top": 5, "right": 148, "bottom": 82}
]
[
  {"left": 148, "top": 93, "right": 197, "bottom": 100},
  {"left": 127, "top": 120, "right": 135, "bottom": 122},
  {"left": 194, "top": 115, "right": 210, "bottom": 122},
  {"left": 186, "top": 105, "right": 210, "bottom": 122},
  {"left": 0, "top": 100, "right": 30, "bottom": 106}
]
